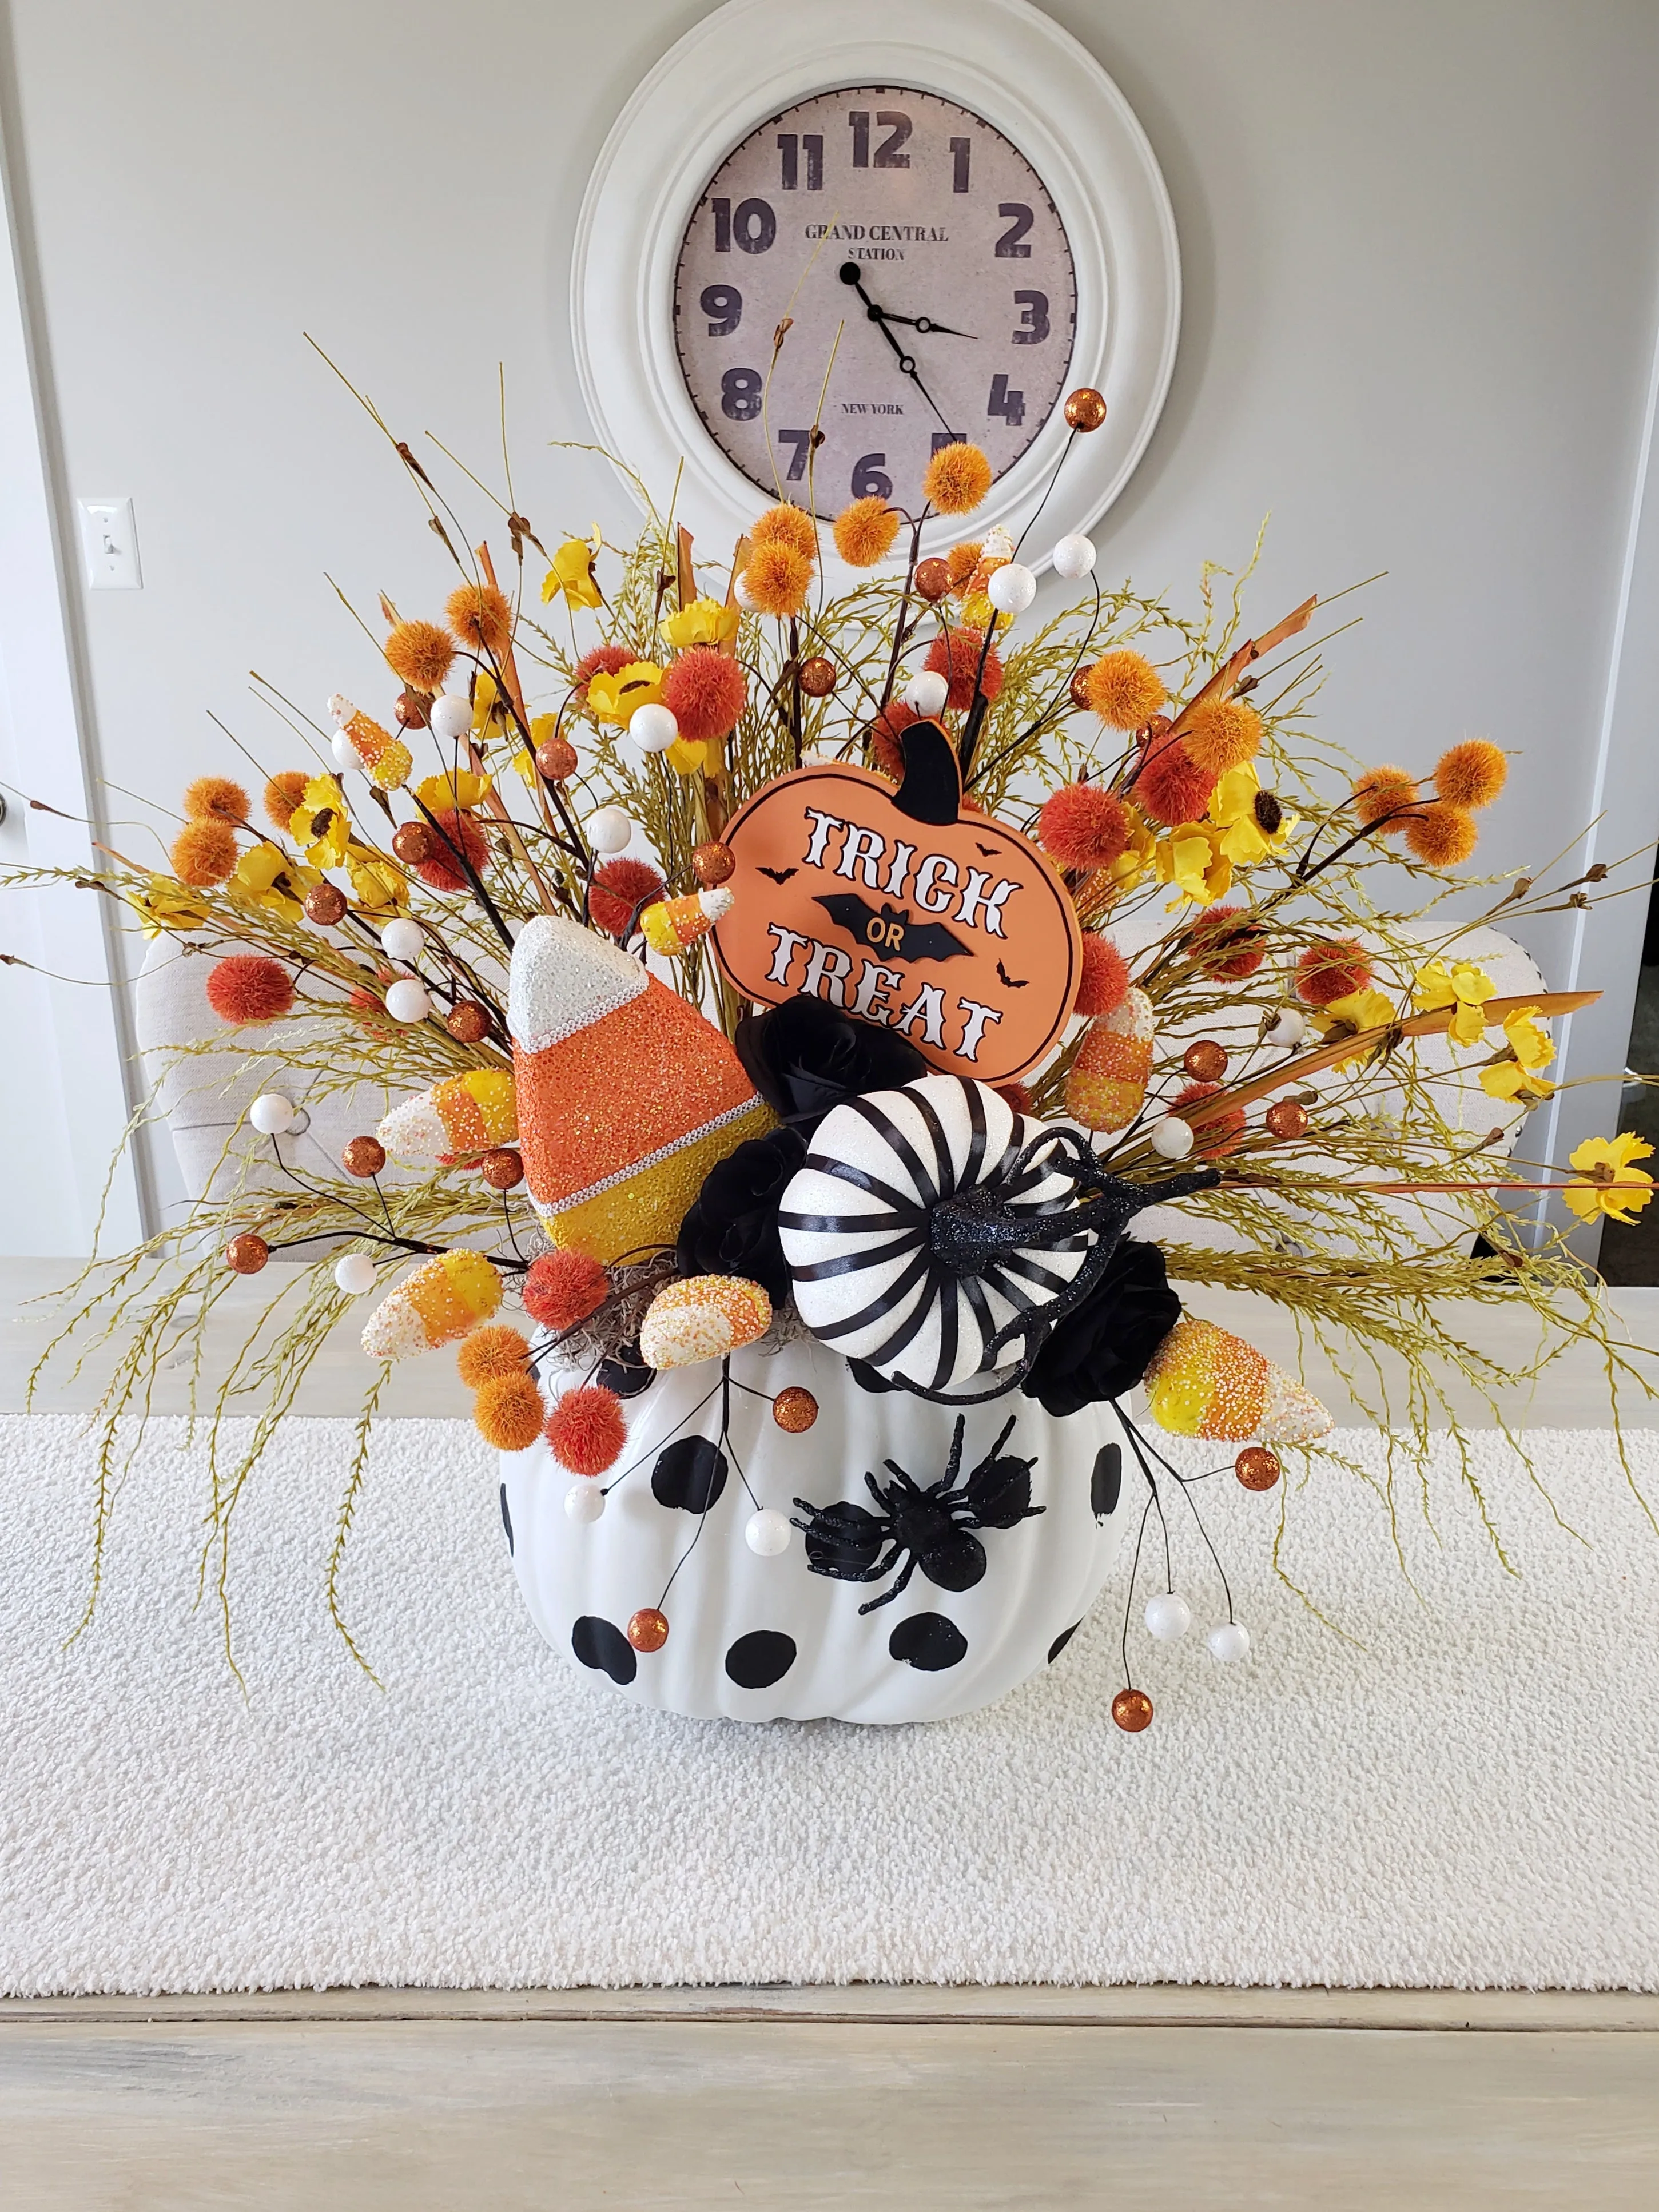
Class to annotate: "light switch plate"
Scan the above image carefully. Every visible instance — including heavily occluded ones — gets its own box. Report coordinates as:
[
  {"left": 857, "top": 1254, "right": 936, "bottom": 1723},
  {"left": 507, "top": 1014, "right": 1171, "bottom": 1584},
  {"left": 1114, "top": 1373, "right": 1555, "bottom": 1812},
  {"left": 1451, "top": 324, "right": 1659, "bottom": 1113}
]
[{"left": 77, "top": 496, "right": 142, "bottom": 588}]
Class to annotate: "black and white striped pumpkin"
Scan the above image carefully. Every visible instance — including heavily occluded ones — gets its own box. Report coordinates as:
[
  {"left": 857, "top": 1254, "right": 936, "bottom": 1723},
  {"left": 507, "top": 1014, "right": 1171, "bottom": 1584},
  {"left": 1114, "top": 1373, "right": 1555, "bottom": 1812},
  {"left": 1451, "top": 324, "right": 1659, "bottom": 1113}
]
[{"left": 777, "top": 1075, "right": 1094, "bottom": 1394}]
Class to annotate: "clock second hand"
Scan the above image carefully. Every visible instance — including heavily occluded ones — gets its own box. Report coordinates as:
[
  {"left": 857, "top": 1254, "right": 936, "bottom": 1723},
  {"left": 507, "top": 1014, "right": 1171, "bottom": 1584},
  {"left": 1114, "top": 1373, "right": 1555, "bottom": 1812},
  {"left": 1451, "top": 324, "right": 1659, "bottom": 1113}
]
[{"left": 838, "top": 262, "right": 965, "bottom": 436}]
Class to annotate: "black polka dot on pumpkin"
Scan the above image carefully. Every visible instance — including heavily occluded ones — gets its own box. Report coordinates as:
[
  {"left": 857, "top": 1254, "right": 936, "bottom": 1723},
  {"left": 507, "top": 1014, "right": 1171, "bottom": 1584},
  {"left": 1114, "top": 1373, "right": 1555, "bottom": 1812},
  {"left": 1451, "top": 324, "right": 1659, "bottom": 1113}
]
[
  {"left": 1047, "top": 1622, "right": 1080, "bottom": 1664},
  {"left": 596, "top": 1341, "right": 654, "bottom": 1399},
  {"left": 571, "top": 1615, "right": 637, "bottom": 1685},
  {"left": 889, "top": 1613, "right": 968, "bottom": 1672},
  {"left": 651, "top": 1434, "right": 729, "bottom": 1514},
  {"left": 1091, "top": 1443, "right": 1123, "bottom": 1522},
  {"left": 499, "top": 1482, "right": 514, "bottom": 1555},
  {"left": 724, "top": 1630, "right": 797, "bottom": 1689}
]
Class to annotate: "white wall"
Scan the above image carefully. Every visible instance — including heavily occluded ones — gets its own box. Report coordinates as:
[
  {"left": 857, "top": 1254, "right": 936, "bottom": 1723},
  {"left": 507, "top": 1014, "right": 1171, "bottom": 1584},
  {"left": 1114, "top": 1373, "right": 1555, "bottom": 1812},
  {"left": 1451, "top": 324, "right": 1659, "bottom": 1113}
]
[{"left": 4, "top": 0, "right": 1658, "bottom": 1250}]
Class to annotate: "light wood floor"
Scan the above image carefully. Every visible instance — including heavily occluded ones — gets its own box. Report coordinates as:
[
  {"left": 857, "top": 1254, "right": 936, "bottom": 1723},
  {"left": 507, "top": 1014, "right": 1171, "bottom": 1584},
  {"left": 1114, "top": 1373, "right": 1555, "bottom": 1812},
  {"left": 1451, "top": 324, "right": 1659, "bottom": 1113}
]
[
  {"left": 2, "top": 1988, "right": 1656, "bottom": 2209},
  {"left": 6, "top": 1258, "right": 1658, "bottom": 1424}
]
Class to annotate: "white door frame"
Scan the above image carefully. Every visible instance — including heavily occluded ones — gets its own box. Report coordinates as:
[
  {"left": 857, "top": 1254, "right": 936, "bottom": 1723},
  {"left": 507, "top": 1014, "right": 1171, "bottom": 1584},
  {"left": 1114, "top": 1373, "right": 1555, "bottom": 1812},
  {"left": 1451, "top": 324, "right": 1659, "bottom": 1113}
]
[{"left": 0, "top": 78, "right": 146, "bottom": 1256}]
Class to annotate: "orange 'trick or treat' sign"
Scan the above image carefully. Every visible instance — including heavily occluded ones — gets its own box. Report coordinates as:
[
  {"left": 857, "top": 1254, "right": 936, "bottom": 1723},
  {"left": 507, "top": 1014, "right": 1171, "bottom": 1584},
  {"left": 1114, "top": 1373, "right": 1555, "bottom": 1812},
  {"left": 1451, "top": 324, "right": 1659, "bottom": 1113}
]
[{"left": 711, "top": 719, "right": 1081, "bottom": 1085}]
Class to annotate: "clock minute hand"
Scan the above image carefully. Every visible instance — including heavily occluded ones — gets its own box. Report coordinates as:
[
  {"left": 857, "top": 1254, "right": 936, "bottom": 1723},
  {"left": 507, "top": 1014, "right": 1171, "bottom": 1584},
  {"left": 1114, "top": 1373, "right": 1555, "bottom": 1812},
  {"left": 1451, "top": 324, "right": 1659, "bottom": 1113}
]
[{"left": 838, "top": 262, "right": 956, "bottom": 434}]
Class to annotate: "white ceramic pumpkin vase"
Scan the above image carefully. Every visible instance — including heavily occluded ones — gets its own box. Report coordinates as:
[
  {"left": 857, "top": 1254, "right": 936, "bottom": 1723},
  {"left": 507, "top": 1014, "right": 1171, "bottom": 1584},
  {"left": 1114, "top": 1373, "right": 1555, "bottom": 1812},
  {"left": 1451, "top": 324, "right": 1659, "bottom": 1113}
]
[{"left": 502, "top": 1343, "right": 1131, "bottom": 1724}]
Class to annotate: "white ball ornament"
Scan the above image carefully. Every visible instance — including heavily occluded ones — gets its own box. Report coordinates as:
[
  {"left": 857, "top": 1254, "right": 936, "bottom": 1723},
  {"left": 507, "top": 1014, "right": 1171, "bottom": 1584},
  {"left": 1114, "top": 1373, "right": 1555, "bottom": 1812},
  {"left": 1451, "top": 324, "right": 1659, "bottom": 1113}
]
[
  {"left": 745, "top": 1509, "right": 793, "bottom": 1557},
  {"left": 586, "top": 806, "right": 632, "bottom": 854},
  {"left": 249, "top": 1093, "right": 297, "bottom": 1136},
  {"left": 428, "top": 694, "right": 474, "bottom": 743},
  {"left": 986, "top": 562, "right": 1037, "bottom": 616},
  {"left": 564, "top": 1483, "right": 606, "bottom": 1524},
  {"left": 1207, "top": 1621, "right": 1251, "bottom": 1663},
  {"left": 379, "top": 917, "right": 423, "bottom": 965},
  {"left": 1052, "top": 533, "right": 1097, "bottom": 580},
  {"left": 384, "top": 978, "right": 432, "bottom": 1024},
  {"left": 903, "top": 670, "right": 950, "bottom": 718},
  {"left": 333, "top": 1252, "right": 377, "bottom": 1296},
  {"left": 331, "top": 729, "right": 363, "bottom": 771},
  {"left": 1144, "top": 1591, "right": 1192, "bottom": 1642},
  {"left": 629, "top": 702, "right": 679, "bottom": 754},
  {"left": 1266, "top": 1009, "right": 1306, "bottom": 1048},
  {"left": 1149, "top": 1116, "right": 1196, "bottom": 1160}
]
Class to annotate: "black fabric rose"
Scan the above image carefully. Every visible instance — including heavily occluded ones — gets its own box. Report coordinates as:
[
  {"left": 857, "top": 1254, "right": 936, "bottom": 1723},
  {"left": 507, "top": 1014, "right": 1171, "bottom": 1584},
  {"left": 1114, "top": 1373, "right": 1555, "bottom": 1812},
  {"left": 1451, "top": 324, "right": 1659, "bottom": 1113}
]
[
  {"left": 1021, "top": 1238, "right": 1181, "bottom": 1418},
  {"left": 735, "top": 994, "right": 928, "bottom": 1133},
  {"left": 677, "top": 1126, "right": 809, "bottom": 1306}
]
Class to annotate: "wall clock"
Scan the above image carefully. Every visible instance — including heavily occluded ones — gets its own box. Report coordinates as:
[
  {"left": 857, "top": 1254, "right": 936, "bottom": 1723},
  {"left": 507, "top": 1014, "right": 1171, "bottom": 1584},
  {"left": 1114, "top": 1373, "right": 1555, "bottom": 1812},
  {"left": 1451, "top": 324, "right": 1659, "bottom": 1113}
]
[{"left": 573, "top": 0, "right": 1179, "bottom": 576}]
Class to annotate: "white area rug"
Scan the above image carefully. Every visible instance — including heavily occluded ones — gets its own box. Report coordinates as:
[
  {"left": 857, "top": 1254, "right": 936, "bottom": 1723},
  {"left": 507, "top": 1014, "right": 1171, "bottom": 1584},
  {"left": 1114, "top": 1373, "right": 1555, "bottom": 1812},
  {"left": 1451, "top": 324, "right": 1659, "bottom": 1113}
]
[{"left": 3, "top": 1413, "right": 1657, "bottom": 1995}]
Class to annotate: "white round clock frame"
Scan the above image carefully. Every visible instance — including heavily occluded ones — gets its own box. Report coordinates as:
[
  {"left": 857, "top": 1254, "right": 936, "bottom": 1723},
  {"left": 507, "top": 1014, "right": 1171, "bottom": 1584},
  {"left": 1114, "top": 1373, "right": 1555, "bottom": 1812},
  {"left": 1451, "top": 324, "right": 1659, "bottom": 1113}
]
[{"left": 571, "top": 0, "right": 1180, "bottom": 580}]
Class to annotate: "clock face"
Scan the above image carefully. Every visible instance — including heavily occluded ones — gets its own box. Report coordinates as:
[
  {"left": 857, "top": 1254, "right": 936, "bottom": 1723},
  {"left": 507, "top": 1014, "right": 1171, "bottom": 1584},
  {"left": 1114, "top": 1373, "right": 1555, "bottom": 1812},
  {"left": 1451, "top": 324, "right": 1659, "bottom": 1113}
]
[{"left": 673, "top": 87, "right": 1078, "bottom": 520}]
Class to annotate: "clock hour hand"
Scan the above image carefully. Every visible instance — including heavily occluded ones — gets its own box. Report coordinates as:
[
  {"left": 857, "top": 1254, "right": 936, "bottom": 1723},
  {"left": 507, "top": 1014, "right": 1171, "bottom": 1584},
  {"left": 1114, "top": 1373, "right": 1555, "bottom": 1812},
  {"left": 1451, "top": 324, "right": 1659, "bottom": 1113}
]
[
  {"left": 876, "top": 310, "right": 977, "bottom": 339},
  {"left": 838, "top": 262, "right": 956, "bottom": 433}
]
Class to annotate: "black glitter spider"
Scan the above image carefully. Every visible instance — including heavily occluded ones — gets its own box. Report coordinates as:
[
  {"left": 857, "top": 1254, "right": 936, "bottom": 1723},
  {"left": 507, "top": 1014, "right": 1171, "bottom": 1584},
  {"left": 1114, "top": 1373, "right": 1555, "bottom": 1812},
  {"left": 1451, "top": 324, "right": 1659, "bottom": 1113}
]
[{"left": 791, "top": 1414, "right": 1043, "bottom": 1614}]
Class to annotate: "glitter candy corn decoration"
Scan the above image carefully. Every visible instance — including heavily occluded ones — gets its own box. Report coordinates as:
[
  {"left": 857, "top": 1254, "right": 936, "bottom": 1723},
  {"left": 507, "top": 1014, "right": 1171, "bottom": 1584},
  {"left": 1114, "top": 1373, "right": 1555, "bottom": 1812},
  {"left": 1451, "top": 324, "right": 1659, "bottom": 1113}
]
[
  {"left": 640, "top": 886, "right": 733, "bottom": 956},
  {"left": 329, "top": 695, "right": 412, "bottom": 791},
  {"left": 377, "top": 1070, "right": 516, "bottom": 1163},
  {"left": 1143, "top": 1316, "right": 1334, "bottom": 1445},
  {"left": 508, "top": 914, "right": 774, "bottom": 1264},
  {"left": 53, "top": 364, "right": 1646, "bottom": 1737},
  {"left": 1065, "top": 988, "right": 1155, "bottom": 1132},
  {"left": 361, "top": 1249, "right": 503, "bottom": 1362}
]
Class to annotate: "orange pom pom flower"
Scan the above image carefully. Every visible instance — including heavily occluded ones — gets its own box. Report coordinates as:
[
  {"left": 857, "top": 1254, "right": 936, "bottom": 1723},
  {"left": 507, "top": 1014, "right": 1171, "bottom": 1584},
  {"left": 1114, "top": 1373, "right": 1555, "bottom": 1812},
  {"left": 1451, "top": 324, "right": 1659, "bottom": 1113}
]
[
  {"left": 923, "top": 440, "right": 994, "bottom": 515},
  {"left": 523, "top": 1250, "right": 610, "bottom": 1332},
  {"left": 457, "top": 1326, "right": 531, "bottom": 1387},
  {"left": 184, "top": 776, "right": 249, "bottom": 824},
  {"left": 661, "top": 646, "right": 747, "bottom": 743},
  {"left": 1075, "top": 933, "right": 1131, "bottom": 1017},
  {"left": 832, "top": 496, "right": 902, "bottom": 567},
  {"left": 925, "top": 628, "right": 1003, "bottom": 711},
  {"left": 588, "top": 857, "right": 665, "bottom": 939},
  {"left": 1352, "top": 766, "right": 1419, "bottom": 833},
  {"left": 473, "top": 1372, "right": 545, "bottom": 1451},
  {"left": 170, "top": 820, "right": 238, "bottom": 887},
  {"left": 1182, "top": 699, "right": 1263, "bottom": 777},
  {"left": 1406, "top": 802, "right": 1479, "bottom": 868},
  {"left": 1084, "top": 651, "right": 1165, "bottom": 731},
  {"left": 1434, "top": 740, "right": 1507, "bottom": 810},
  {"left": 1038, "top": 784, "right": 1131, "bottom": 872},
  {"left": 416, "top": 809, "right": 488, "bottom": 894},
  {"left": 445, "top": 582, "right": 512, "bottom": 659},
  {"left": 751, "top": 503, "right": 819, "bottom": 562},
  {"left": 1171, "top": 1080, "right": 1246, "bottom": 1157},
  {"left": 868, "top": 699, "right": 917, "bottom": 780},
  {"left": 384, "top": 619, "right": 455, "bottom": 694},
  {"left": 743, "top": 538, "right": 812, "bottom": 617},
  {"left": 1296, "top": 939, "right": 1372, "bottom": 1006},
  {"left": 1132, "top": 738, "right": 1215, "bottom": 828},
  {"left": 545, "top": 1385, "right": 626, "bottom": 1475},
  {"left": 205, "top": 954, "right": 295, "bottom": 1026},
  {"left": 263, "top": 771, "right": 309, "bottom": 833},
  {"left": 1188, "top": 905, "right": 1266, "bottom": 981}
]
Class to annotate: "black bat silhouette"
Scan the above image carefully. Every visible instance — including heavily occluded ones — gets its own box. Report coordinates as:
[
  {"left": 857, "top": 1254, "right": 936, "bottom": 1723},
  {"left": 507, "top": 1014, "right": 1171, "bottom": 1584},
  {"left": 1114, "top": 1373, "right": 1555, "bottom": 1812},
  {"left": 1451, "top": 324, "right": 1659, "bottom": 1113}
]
[
  {"left": 996, "top": 961, "right": 1028, "bottom": 989},
  {"left": 757, "top": 865, "right": 798, "bottom": 884},
  {"left": 975, "top": 841, "right": 1000, "bottom": 858},
  {"left": 815, "top": 893, "right": 971, "bottom": 964}
]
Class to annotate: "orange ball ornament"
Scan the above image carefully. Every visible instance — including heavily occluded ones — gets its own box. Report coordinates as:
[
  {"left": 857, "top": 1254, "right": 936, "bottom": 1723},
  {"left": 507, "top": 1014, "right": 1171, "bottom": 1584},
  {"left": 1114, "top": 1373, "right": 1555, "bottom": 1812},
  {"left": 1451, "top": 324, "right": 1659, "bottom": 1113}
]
[
  {"left": 225, "top": 1232, "right": 269, "bottom": 1275},
  {"left": 303, "top": 883, "right": 348, "bottom": 926},
  {"left": 391, "top": 821, "right": 435, "bottom": 867},
  {"left": 798, "top": 657, "right": 837, "bottom": 698},
  {"left": 692, "top": 841, "right": 735, "bottom": 888},
  {"left": 395, "top": 690, "right": 429, "bottom": 729},
  {"left": 479, "top": 1147, "right": 524, "bottom": 1191},
  {"left": 772, "top": 1386, "right": 819, "bottom": 1433},
  {"left": 1065, "top": 387, "right": 1108, "bottom": 432},
  {"left": 1068, "top": 667, "right": 1093, "bottom": 709},
  {"left": 1183, "top": 1039, "right": 1229, "bottom": 1083},
  {"left": 1265, "top": 1100, "right": 1309, "bottom": 1141},
  {"left": 627, "top": 1607, "right": 669, "bottom": 1654},
  {"left": 535, "top": 736, "right": 579, "bottom": 782},
  {"left": 446, "top": 1000, "right": 491, "bottom": 1044},
  {"left": 1111, "top": 1687, "right": 1153, "bottom": 1732},
  {"left": 913, "top": 557, "right": 950, "bottom": 602},
  {"left": 342, "top": 1135, "right": 386, "bottom": 1179},
  {"left": 1235, "top": 1446, "right": 1282, "bottom": 1491}
]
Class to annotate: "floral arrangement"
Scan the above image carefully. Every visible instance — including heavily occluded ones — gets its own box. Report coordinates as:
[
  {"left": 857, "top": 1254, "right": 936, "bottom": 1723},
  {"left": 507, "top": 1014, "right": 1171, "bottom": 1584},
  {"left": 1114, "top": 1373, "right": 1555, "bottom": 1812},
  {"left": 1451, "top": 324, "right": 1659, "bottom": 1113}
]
[{"left": 10, "top": 373, "right": 1654, "bottom": 1714}]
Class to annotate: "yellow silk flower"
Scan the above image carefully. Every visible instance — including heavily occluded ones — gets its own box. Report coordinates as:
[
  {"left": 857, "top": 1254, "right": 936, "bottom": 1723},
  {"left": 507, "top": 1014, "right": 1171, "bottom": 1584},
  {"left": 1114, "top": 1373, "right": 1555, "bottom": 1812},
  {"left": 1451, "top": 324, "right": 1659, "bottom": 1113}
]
[
  {"left": 540, "top": 531, "right": 604, "bottom": 611},
  {"left": 1210, "top": 763, "right": 1298, "bottom": 866},
  {"left": 1103, "top": 807, "right": 1158, "bottom": 898},
  {"left": 1414, "top": 957, "right": 1497, "bottom": 1045},
  {"left": 1479, "top": 1007, "right": 1555, "bottom": 1101},
  {"left": 126, "top": 874, "right": 208, "bottom": 939},
  {"left": 586, "top": 661, "right": 664, "bottom": 725},
  {"left": 1156, "top": 824, "right": 1232, "bottom": 906},
  {"left": 230, "top": 840, "right": 321, "bottom": 922},
  {"left": 1312, "top": 985, "right": 1399, "bottom": 1063},
  {"left": 292, "top": 774, "right": 351, "bottom": 869},
  {"left": 346, "top": 844, "right": 409, "bottom": 913},
  {"left": 661, "top": 597, "right": 739, "bottom": 650},
  {"left": 1565, "top": 1131, "right": 1656, "bottom": 1225},
  {"left": 415, "top": 770, "right": 492, "bottom": 814},
  {"left": 470, "top": 670, "right": 512, "bottom": 736}
]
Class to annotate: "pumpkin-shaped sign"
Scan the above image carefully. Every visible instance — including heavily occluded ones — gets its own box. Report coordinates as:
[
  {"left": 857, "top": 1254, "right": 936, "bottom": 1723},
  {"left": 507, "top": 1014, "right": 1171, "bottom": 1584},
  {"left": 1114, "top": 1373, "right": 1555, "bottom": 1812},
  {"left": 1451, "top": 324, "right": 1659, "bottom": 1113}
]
[
  {"left": 711, "top": 721, "right": 1081, "bottom": 1087},
  {"left": 502, "top": 1339, "right": 1131, "bottom": 1724}
]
